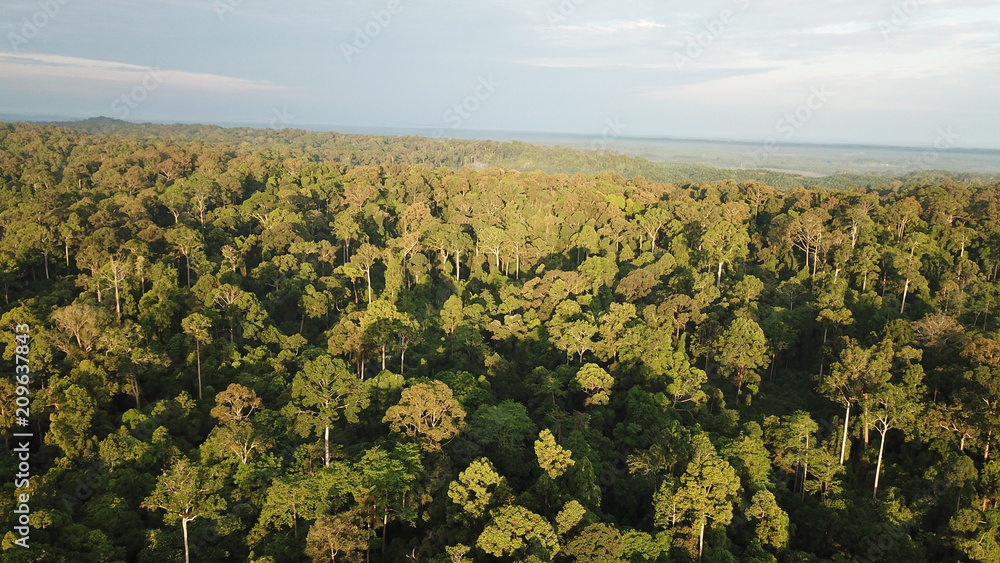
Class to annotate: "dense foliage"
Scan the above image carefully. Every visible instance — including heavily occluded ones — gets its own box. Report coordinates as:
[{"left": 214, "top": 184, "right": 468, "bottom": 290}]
[{"left": 1, "top": 121, "right": 999, "bottom": 562}]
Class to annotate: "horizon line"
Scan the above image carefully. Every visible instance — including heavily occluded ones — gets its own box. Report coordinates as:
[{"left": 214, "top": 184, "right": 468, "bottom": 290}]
[{"left": 4, "top": 114, "right": 1000, "bottom": 153}]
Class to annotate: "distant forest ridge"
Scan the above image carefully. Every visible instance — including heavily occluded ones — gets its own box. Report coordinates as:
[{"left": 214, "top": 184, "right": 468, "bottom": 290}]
[{"left": 17, "top": 117, "right": 999, "bottom": 191}]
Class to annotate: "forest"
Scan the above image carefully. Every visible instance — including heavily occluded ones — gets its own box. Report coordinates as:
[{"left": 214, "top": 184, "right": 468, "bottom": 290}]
[{"left": 0, "top": 120, "right": 999, "bottom": 562}]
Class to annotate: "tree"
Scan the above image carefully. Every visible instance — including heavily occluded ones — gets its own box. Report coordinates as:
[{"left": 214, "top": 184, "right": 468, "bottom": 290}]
[
  {"left": 448, "top": 457, "right": 507, "bottom": 520},
  {"left": 305, "top": 512, "right": 371, "bottom": 563},
  {"left": 141, "top": 457, "right": 226, "bottom": 563},
  {"left": 654, "top": 433, "right": 739, "bottom": 558},
  {"left": 468, "top": 400, "right": 537, "bottom": 476},
  {"left": 201, "top": 419, "right": 271, "bottom": 465},
  {"left": 786, "top": 208, "right": 830, "bottom": 275},
  {"left": 477, "top": 505, "right": 560, "bottom": 560},
  {"left": 164, "top": 225, "right": 204, "bottom": 287},
  {"left": 563, "top": 523, "right": 627, "bottom": 563},
  {"left": 180, "top": 313, "right": 212, "bottom": 399},
  {"left": 350, "top": 243, "right": 384, "bottom": 304},
  {"left": 251, "top": 473, "right": 330, "bottom": 541},
  {"left": 51, "top": 302, "right": 108, "bottom": 353},
  {"left": 819, "top": 338, "right": 892, "bottom": 464},
  {"left": 715, "top": 317, "right": 770, "bottom": 397},
  {"left": 765, "top": 411, "right": 818, "bottom": 498},
  {"left": 535, "top": 429, "right": 575, "bottom": 479},
  {"left": 101, "top": 253, "right": 132, "bottom": 322},
  {"left": 747, "top": 490, "right": 789, "bottom": 551},
  {"left": 574, "top": 363, "right": 614, "bottom": 407},
  {"left": 361, "top": 299, "right": 420, "bottom": 372},
  {"left": 44, "top": 382, "right": 97, "bottom": 459},
  {"left": 665, "top": 343, "right": 709, "bottom": 409},
  {"left": 701, "top": 217, "right": 750, "bottom": 288},
  {"left": 209, "top": 383, "right": 263, "bottom": 422},
  {"left": 346, "top": 444, "right": 422, "bottom": 554},
  {"left": 892, "top": 234, "right": 929, "bottom": 314},
  {"left": 871, "top": 376, "right": 923, "bottom": 498},
  {"left": 286, "top": 354, "right": 369, "bottom": 466},
  {"left": 383, "top": 381, "right": 466, "bottom": 452}
]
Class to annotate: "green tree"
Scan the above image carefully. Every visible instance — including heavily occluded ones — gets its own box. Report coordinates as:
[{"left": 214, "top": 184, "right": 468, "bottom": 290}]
[
  {"left": 701, "top": 215, "right": 750, "bottom": 288},
  {"left": 654, "top": 433, "right": 740, "bottom": 558},
  {"left": 286, "top": 354, "right": 369, "bottom": 466},
  {"left": 164, "top": 225, "right": 204, "bottom": 287},
  {"left": 715, "top": 317, "right": 770, "bottom": 397},
  {"left": 305, "top": 512, "right": 372, "bottom": 563},
  {"left": 383, "top": 380, "right": 466, "bottom": 452},
  {"left": 765, "top": 411, "right": 818, "bottom": 498},
  {"left": 535, "top": 429, "right": 575, "bottom": 479},
  {"left": 141, "top": 457, "right": 226, "bottom": 563},
  {"left": 563, "top": 523, "right": 627, "bottom": 563},
  {"left": 477, "top": 505, "right": 560, "bottom": 560},
  {"left": 449, "top": 458, "right": 507, "bottom": 520},
  {"left": 871, "top": 376, "right": 923, "bottom": 498},
  {"left": 819, "top": 338, "right": 892, "bottom": 464},
  {"left": 180, "top": 313, "right": 212, "bottom": 399},
  {"left": 747, "top": 490, "right": 789, "bottom": 551},
  {"left": 574, "top": 363, "right": 614, "bottom": 407}
]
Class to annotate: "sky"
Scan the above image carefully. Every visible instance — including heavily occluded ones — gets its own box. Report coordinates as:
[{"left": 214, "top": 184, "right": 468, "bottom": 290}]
[{"left": 1, "top": 0, "right": 999, "bottom": 149}]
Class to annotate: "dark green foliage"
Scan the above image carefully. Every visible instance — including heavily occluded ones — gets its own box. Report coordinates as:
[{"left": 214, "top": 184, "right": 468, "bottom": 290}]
[{"left": 1, "top": 121, "right": 999, "bottom": 561}]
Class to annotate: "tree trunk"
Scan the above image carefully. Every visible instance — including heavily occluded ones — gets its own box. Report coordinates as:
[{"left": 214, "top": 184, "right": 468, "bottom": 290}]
[
  {"left": 366, "top": 268, "right": 372, "bottom": 304},
  {"left": 840, "top": 404, "right": 850, "bottom": 465},
  {"left": 182, "top": 518, "right": 191, "bottom": 563},
  {"left": 382, "top": 508, "right": 389, "bottom": 556},
  {"left": 698, "top": 521, "right": 706, "bottom": 558},
  {"left": 874, "top": 428, "right": 887, "bottom": 498},
  {"left": 802, "top": 435, "right": 809, "bottom": 500},
  {"left": 900, "top": 278, "right": 910, "bottom": 314},
  {"left": 716, "top": 260, "right": 724, "bottom": 289},
  {"left": 863, "top": 408, "right": 870, "bottom": 447},
  {"left": 196, "top": 340, "right": 202, "bottom": 400},
  {"left": 325, "top": 425, "right": 331, "bottom": 467}
]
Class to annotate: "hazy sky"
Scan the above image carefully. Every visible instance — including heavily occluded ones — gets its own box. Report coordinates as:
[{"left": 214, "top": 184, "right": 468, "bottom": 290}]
[{"left": 2, "top": 0, "right": 998, "bottom": 148}]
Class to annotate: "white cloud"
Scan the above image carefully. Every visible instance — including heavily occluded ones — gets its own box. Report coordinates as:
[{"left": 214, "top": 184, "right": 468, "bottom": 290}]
[
  {"left": 0, "top": 52, "right": 286, "bottom": 92},
  {"left": 546, "top": 18, "right": 665, "bottom": 35}
]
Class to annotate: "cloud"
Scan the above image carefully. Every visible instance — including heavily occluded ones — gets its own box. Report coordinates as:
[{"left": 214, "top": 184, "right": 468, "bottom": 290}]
[
  {"left": 0, "top": 52, "right": 287, "bottom": 92},
  {"left": 548, "top": 19, "right": 666, "bottom": 34}
]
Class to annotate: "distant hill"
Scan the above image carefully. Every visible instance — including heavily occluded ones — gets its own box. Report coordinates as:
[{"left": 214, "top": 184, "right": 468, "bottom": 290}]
[
  {"left": 18, "top": 118, "right": 998, "bottom": 190},
  {"left": 46, "top": 116, "right": 139, "bottom": 134}
]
